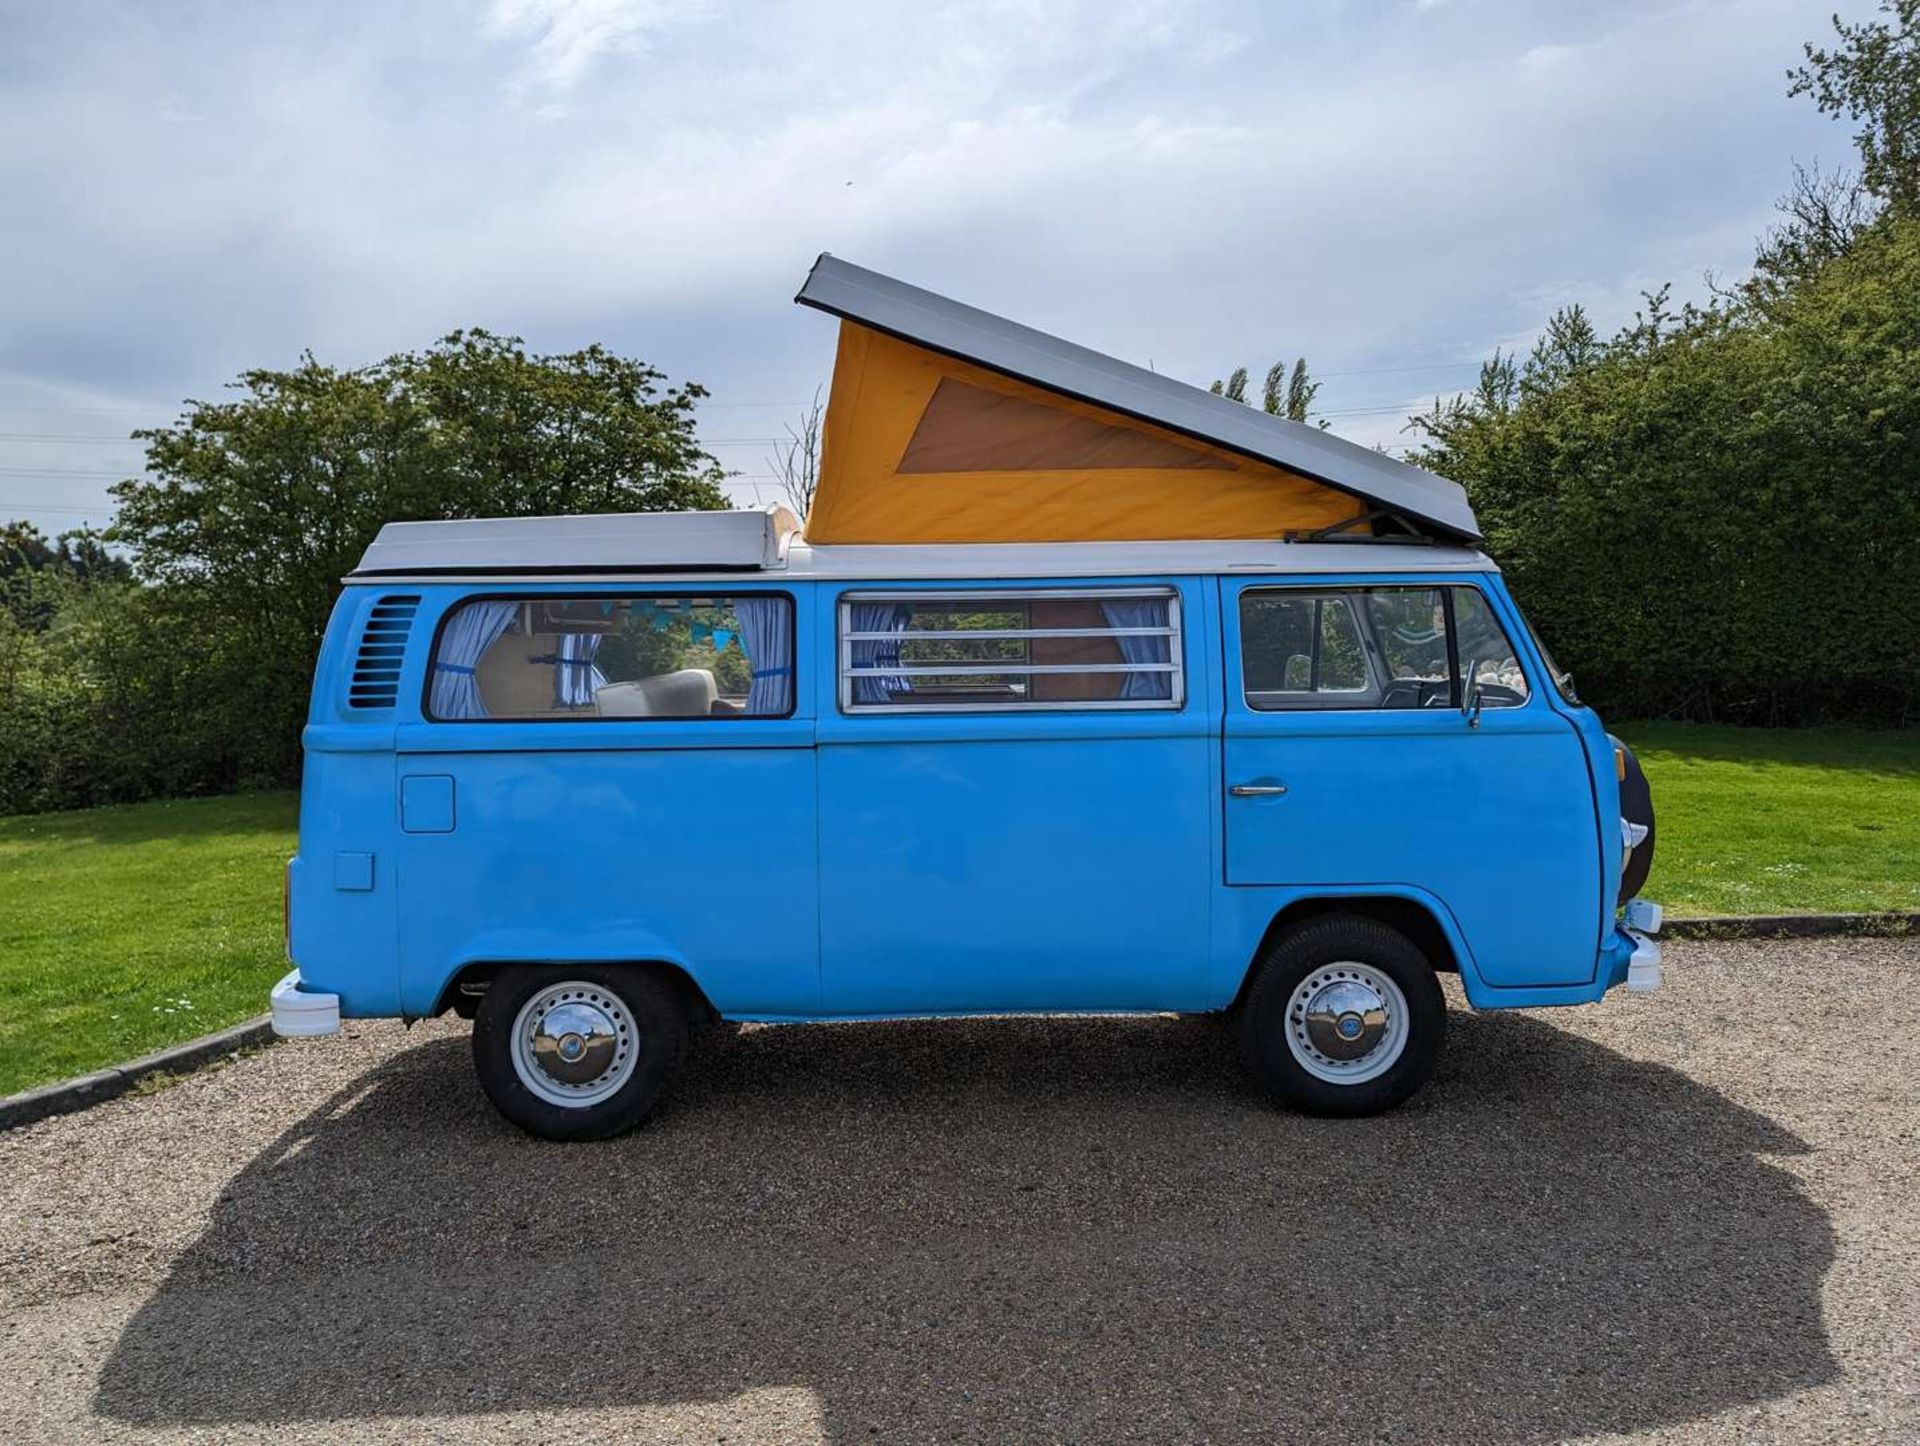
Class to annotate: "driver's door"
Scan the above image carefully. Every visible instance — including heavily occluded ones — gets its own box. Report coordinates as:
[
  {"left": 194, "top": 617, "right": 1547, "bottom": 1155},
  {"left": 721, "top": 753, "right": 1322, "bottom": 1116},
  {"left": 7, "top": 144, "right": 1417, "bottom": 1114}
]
[{"left": 1219, "top": 576, "right": 1602, "bottom": 989}]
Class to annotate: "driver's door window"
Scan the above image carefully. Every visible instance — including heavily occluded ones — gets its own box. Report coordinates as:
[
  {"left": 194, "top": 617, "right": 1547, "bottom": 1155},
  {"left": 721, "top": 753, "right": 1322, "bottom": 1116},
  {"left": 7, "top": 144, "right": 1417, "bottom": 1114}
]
[
  {"left": 1240, "top": 585, "right": 1529, "bottom": 712},
  {"left": 1240, "top": 593, "right": 1377, "bottom": 709}
]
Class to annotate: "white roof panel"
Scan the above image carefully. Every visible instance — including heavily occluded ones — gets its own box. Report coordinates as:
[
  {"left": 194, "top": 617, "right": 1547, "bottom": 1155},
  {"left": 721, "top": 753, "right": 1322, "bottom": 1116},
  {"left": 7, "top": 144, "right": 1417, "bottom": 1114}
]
[
  {"left": 344, "top": 517, "right": 1493, "bottom": 584},
  {"left": 351, "top": 506, "right": 799, "bottom": 577}
]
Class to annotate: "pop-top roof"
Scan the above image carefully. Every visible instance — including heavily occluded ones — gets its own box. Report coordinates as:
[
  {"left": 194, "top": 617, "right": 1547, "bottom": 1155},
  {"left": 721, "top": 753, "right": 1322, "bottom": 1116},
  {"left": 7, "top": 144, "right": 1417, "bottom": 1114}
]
[
  {"left": 351, "top": 506, "right": 799, "bottom": 577},
  {"left": 795, "top": 254, "right": 1480, "bottom": 543}
]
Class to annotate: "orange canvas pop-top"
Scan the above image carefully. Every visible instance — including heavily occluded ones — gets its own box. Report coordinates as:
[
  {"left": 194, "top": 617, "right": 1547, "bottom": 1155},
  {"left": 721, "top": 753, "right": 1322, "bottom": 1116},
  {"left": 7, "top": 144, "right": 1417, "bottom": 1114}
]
[{"left": 792, "top": 255, "right": 1482, "bottom": 547}]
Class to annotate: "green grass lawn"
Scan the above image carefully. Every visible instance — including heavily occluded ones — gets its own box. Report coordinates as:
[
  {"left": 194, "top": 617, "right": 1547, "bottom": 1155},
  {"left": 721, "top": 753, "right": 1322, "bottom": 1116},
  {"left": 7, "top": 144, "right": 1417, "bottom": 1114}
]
[
  {"left": 1616, "top": 723, "right": 1920, "bottom": 918},
  {"left": 0, "top": 725, "right": 1914, "bottom": 1096},
  {"left": 0, "top": 792, "right": 296, "bottom": 1097}
]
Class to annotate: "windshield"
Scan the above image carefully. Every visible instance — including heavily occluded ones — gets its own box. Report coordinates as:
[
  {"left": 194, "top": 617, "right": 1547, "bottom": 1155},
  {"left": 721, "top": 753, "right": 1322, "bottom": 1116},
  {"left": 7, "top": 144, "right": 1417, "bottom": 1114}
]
[{"left": 1522, "top": 616, "right": 1578, "bottom": 703}]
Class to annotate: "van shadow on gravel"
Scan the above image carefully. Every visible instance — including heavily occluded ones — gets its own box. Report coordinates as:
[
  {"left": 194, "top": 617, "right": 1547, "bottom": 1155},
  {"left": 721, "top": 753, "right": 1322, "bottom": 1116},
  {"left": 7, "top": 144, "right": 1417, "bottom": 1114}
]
[{"left": 96, "top": 1009, "right": 1835, "bottom": 1442}]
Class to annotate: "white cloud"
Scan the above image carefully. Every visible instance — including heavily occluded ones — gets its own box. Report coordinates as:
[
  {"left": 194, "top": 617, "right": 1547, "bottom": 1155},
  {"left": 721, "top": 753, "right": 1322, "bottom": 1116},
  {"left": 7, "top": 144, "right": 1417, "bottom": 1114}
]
[{"left": 485, "top": 0, "right": 719, "bottom": 90}]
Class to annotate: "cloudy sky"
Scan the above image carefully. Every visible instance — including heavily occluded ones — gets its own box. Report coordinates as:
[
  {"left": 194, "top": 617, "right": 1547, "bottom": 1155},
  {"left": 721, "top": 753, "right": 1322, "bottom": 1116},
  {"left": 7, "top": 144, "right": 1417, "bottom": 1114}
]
[{"left": 0, "top": 0, "right": 1874, "bottom": 533}]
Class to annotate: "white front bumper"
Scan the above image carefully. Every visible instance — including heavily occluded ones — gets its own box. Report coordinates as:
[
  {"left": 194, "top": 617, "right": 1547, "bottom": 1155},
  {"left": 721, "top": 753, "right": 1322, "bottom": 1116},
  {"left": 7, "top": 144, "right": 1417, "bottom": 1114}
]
[
  {"left": 1625, "top": 931, "right": 1662, "bottom": 992},
  {"left": 271, "top": 968, "right": 341, "bottom": 1037},
  {"left": 1621, "top": 899, "right": 1664, "bottom": 993}
]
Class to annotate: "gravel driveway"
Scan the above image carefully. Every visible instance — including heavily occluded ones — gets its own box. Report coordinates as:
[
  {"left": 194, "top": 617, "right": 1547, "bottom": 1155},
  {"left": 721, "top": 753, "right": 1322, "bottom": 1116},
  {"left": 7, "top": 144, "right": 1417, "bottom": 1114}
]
[{"left": 2, "top": 937, "right": 1916, "bottom": 1444}]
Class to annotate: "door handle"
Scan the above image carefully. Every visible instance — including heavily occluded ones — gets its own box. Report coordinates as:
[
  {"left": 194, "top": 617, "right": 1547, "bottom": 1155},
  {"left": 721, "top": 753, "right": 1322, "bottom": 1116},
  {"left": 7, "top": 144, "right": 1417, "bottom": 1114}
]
[{"left": 1229, "top": 782, "right": 1288, "bottom": 797}]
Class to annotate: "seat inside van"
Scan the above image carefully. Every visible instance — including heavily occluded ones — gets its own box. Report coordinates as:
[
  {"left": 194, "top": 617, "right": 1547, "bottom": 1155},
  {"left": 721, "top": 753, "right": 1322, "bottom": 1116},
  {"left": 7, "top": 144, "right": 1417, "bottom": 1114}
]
[{"left": 594, "top": 669, "right": 718, "bottom": 717}]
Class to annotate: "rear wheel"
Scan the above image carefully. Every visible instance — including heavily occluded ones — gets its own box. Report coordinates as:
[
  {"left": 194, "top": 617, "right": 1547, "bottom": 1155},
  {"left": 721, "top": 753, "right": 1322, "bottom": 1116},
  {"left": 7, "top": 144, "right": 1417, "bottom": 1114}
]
[
  {"left": 1238, "top": 916, "right": 1445, "bottom": 1117},
  {"left": 472, "top": 964, "right": 688, "bottom": 1141}
]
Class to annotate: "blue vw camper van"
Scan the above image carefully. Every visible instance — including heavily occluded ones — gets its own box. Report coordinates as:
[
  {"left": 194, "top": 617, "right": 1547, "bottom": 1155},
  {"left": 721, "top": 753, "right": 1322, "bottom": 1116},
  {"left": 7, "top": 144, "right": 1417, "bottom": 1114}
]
[{"left": 273, "top": 259, "right": 1661, "bottom": 1140}]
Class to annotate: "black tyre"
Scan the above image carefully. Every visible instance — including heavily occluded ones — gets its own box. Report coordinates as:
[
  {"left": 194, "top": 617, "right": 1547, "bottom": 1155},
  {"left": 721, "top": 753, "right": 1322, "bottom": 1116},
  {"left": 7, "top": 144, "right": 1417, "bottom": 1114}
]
[
  {"left": 472, "top": 964, "right": 688, "bottom": 1142},
  {"left": 1614, "top": 737, "right": 1656, "bottom": 905},
  {"left": 1238, "top": 916, "right": 1445, "bottom": 1117}
]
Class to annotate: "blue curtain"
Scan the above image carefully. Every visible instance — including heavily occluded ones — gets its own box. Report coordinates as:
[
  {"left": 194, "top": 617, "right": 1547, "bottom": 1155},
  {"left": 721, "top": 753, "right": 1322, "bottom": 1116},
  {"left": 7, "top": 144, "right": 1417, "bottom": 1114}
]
[
  {"left": 430, "top": 601, "right": 516, "bottom": 719},
  {"left": 850, "top": 602, "right": 912, "bottom": 704},
  {"left": 552, "top": 633, "right": 607, "bottom": 708},
  {"left": 733, "top": 596, "right": 793, "bottom": 715},
  {"left": 1100, "top": 599, "right": 1173, "bottom": 701}
]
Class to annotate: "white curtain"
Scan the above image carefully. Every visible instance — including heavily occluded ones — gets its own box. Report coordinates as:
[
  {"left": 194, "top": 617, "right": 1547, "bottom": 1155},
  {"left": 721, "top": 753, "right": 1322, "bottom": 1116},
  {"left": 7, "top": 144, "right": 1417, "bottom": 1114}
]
[
  {"left": 430, "top": 601, "right": 516, "bottom": 719},
  {"left": 1100, "top": 599, "right": 1173, "bottom": 701},
  {"left": 733, "top": 596, "right": 793, "bottom": 715},
  {"left": 553, "top": 633, "right": 607, "bottom": 707},
  {"left": 850, "top": 602, "right": 912, "bottom": 704}
]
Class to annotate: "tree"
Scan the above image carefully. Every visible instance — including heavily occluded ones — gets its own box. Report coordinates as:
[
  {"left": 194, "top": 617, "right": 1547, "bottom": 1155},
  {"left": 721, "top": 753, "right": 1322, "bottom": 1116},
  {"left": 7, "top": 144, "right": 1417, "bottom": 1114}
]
[
  {"left": 0, "top": 521, "right": 55, "bottom": 580},
  {"left": 1399, "top": 6, "right": 1920, "bottom": 725},
  {"left": 1751, "top": 160, "right": 1878, "bottom": 294},
  {"left": 1408, "top": 232, "right": 1920, "bottom": 724},
  {"left": 2, "top": 521, "right": 130, "bottom": 628},
  {"left": 108, "top": 329, "right": 729, "bottom": 785},
  {"left": 1209, "top": 367, "right": 1250, "bottom": 404},
  {"left": 1212, "top": 357, "right": 1321, "bottom": 423},
  {"left": 768, "top": 387, "right": 823, "bottom": 520},
  {"left": 2, "top": 522, "right": 129, "bottom": 587},
  {"left": 1791, "top": 1, "right": 1920, "bottom": 215}
]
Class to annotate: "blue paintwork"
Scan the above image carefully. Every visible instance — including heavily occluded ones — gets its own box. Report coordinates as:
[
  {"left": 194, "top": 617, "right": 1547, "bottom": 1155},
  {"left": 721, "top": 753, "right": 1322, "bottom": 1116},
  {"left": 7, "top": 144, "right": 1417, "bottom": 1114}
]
[
  {"left": 1218, "top": 573, "right": 1601, "bottom": 991},
  {"left": 333, "top": 852, "right": 375, "bottom": 891},
  {"left": 399, "top": 774, "right": 455, "bottom": 834},
  {"left": 287, "top": 568, "right": 1641, "bottom": 1024},
  {"left": 813, "top": 577, "right": 1217, "bottom": 1014}
]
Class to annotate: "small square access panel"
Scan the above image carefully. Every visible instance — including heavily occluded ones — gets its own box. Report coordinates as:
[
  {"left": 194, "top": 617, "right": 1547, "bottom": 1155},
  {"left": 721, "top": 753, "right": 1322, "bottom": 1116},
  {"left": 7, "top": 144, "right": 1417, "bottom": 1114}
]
[
  {"left": 401, "top": 774, "right": 456, "bottom": 834},
  {"left": 334, "top": 852, "right": 376, "bottom": 891}
]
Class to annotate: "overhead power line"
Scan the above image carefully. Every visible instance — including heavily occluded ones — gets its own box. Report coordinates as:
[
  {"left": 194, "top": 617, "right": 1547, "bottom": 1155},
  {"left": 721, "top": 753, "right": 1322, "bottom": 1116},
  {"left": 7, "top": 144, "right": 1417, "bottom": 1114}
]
[
  {"left": 1312, "top": 359, "right": 1486, "bottom": 380},
  {"left": 0, "top": 432, "right": 145, "bottom": 444},
  {"left": 0, "top": 466, "right": 132, "bottom": 479}
]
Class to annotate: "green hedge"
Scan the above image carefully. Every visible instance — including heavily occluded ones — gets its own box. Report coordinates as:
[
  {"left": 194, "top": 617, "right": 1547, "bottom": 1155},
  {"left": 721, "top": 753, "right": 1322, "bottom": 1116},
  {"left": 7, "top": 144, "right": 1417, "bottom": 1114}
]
[{"left": 1413, "top": 218, "right": 1920, "bottom": 726}]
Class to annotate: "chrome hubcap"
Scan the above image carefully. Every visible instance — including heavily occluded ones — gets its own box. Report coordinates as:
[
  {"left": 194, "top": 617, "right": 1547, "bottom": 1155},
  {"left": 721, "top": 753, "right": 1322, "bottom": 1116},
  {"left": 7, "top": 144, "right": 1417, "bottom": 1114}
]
[
  {"left": 511, "top": 983, "right": 637, "bottom": 1108},
  {"left": 1284, "top": 963, "right": 1410, "bottom": 1085},
  {"left": 1304, "top": 979, "right": 1390, "bottom": 1060}
]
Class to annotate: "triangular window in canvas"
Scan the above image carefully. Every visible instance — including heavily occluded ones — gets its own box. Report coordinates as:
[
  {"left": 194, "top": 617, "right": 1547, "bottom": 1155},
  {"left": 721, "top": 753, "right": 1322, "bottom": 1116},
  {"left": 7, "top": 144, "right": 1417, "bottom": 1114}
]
[{"left": 897, "top": 378, "right": 1236, "bottom": 474}]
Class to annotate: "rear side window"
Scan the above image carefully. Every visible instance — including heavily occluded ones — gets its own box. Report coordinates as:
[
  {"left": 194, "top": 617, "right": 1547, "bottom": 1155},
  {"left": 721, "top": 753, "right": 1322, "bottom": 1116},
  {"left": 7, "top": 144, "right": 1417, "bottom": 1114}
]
[
  {"left": 1240, "top": 586, "right": 1529, "bottom": 712},
  {"left": 427, "top": 593, "right": 794, "bottom": 721},
  {"left": 839, "top": 588, "right": 1182, "bottom": 711}
]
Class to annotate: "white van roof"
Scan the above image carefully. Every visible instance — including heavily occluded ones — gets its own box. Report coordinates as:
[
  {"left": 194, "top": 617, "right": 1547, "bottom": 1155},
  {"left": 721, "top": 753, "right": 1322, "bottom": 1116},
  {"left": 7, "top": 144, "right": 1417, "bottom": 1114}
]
[
  {"left": 352, "top": 506, "right": 802, "bottom": 576},
  {"left": 347, "top": 508, "right": 1494, "bottom": 584}
]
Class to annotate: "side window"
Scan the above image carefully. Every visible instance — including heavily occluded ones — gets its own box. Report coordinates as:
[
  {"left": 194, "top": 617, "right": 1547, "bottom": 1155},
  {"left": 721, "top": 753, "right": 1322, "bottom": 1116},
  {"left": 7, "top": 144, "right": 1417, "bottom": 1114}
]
[
  {"left": 1360, "top": 589, "right": 1453, "bottom": 709},
  {"left": 427, "top": 594, "right": 794, "bottom": 721},
  {"left": 1241, "top": 585, "right": 1528, "bottom": 712},
  {"left": 839, "top": 589, "right": 1182, "bottom": 711},
  {"left": 1240, "top": 593, "right": 1376, "bottom": 707},
  {"left": 1452, "top": 588, "right": 1531, "bottom": 708}
]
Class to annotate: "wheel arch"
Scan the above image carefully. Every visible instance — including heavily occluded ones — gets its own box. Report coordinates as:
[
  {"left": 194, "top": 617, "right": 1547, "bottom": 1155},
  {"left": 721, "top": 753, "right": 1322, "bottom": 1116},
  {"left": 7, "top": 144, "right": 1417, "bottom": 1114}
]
[
  {"left": 1229, "top": 891, "right": 1475, "bottom": 1011},
  {"left": 432, "top": 958, "right": 718, "bottom": 1025}
]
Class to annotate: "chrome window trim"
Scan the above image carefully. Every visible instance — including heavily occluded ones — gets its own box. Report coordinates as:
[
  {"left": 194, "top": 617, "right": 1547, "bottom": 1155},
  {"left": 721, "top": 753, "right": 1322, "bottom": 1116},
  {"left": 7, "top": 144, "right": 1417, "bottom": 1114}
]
[
  {"left": 848, "top": 662, "right": 1179, "bottom": 677},
  {"left": 838, "top": 586, "right": 1186, "bottom": 714},
  {"left": 844, "top": 627, "right": 1174, "bottom": 641}
]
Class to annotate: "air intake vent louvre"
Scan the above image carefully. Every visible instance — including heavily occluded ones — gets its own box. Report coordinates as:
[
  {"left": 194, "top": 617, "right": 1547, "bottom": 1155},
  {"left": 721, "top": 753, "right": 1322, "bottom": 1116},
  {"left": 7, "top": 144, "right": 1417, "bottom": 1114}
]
[{"left": 346, "top": 595, "right": 421, "bottom": 709}]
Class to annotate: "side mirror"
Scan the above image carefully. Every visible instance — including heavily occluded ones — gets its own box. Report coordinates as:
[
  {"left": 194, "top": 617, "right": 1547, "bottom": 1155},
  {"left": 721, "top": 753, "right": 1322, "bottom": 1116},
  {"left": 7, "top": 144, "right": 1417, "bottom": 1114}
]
[{"left": 1462, "top": 670, "right": 1484, "bottom": 729}]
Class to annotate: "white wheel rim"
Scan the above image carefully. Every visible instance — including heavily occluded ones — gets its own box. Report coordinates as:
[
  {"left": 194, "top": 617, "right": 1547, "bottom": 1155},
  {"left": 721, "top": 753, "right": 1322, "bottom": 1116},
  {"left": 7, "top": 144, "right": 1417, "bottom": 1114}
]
[
  {"left": 1283, "top": 962, "right": 1410, "bottom": 1085},
  {"left": 510, "top": 981, "right": 638, "bottom": 1109}
]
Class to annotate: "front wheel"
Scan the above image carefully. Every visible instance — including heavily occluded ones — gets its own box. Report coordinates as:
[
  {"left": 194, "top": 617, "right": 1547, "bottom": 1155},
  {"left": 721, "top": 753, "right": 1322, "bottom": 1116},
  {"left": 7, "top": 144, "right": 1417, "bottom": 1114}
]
[
  {"left": 473, "top": 964, "right": 689, "bottom": 1141},
  {"left": 1238, "top": 916, "right": 1445, "bottom": 1117}
]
